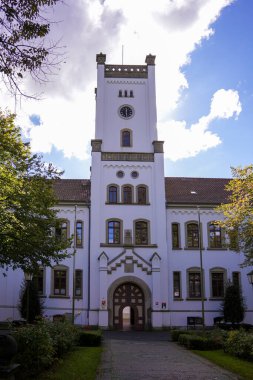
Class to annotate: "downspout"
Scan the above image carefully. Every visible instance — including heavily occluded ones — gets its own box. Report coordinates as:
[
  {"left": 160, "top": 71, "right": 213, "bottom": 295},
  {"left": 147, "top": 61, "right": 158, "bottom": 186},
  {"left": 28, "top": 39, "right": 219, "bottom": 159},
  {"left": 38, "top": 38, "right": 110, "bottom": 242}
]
[{"left": 87, "top": 202, "right": 91, "bottom": 325}]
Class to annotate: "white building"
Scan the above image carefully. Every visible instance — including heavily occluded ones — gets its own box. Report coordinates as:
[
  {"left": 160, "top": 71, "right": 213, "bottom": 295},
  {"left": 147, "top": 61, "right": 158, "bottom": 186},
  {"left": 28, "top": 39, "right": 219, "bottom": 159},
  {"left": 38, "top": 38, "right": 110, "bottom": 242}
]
[{"left": 1, "top": 53, "right": 252, "bottom": 329}]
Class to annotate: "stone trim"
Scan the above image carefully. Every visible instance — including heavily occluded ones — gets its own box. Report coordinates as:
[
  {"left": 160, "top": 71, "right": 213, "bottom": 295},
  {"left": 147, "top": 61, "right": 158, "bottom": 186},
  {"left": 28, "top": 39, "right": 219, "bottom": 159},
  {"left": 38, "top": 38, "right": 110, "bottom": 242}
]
[
  {"left": 153, "top": 141, "right": 164, "bottom": 153},
  {"left": 105, "top": 64, "right": 148, "bottom": 78},
  {"left": 96, "top": 52, "right": 106, "bottom": 64},
  {"left": 145, "top": 54, "right": 156, "bottom": 65},
  {"left": 91, "top": 139, "right": 102, "bottom": 152},
  {"left": 101, "top": 152, "right": 154, "bottom": 162}
]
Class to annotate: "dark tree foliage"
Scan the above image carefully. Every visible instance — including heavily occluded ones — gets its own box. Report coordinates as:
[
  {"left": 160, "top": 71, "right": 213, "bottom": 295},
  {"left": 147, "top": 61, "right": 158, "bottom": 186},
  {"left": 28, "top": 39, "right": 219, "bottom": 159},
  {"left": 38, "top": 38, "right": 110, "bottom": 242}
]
[
  {"left": 0, "top": 0, "right": 60, "bottom": 95},
  {"left": 0, "top": 109, "right": 71, "bottom": 273},
  {"left": 19, "top": 279, "right": 43, "bottom": 323},
  {"left": 222, "top": 281, "right": 245, "bottom": 325}
]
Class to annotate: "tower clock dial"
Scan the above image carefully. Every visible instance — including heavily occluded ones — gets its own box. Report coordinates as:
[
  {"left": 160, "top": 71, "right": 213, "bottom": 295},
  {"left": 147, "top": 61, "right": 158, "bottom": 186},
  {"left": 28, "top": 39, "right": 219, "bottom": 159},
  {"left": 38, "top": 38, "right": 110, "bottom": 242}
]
[{"left": 119, "top": 105, "right": 134, "bottom": 119}]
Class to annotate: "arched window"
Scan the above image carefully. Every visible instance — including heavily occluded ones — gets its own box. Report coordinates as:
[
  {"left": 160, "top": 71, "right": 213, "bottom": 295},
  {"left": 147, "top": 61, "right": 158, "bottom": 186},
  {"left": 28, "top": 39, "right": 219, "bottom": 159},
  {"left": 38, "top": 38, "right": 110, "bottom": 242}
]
[
  {"left": 121, "top": 130, "right": 131, "bottom": 147},
  {"left": 186, "top": 222, "right": 199, "bottom": 248},
  {"left": 130, "top": 90, "right": 134, "bottom": 97},
  {"left": 137, "top": 185, "right": 147, "bottom": 204},
  {"left": 135, "top": 220, "right": 149, "bottom": 245},
  {"left": 108, "top": 185, "right": 118, "bottom": 203},
  {"left": 122, "top": 185, "right": 133, "bottom": 204},
  {"left": 119, "top": 90, "right": 122, "bottom": 97},
  {"left": 208, "top": 222, "right": 222, "bottom": 248},
  {"left": 107, "top": 220, "right": 121, "bottom": 244}
]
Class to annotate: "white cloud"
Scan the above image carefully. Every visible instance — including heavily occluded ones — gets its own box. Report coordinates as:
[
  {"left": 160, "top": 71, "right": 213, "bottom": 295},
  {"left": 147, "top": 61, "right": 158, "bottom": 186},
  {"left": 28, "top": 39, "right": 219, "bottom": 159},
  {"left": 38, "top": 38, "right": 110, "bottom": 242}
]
[
  {"left": 159, "top": 89, "right": 242, "bottom": 161},
  {"left": 209, "top": 89, "right": 242, "bottom": 119},
  {"left": 0, "top": 0, "right": 238, "bottom": 166}
]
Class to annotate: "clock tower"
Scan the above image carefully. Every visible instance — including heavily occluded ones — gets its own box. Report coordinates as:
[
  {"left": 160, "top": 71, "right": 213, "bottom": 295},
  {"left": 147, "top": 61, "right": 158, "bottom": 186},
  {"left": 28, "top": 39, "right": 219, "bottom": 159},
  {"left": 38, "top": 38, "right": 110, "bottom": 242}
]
[{"left": 89, "top": 53, "right": 168, "bottom": 329}]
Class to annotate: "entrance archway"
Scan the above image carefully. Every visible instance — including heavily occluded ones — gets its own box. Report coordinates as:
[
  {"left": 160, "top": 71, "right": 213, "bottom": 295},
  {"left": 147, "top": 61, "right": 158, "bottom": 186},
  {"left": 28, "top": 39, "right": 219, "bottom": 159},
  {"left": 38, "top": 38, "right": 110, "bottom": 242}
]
[{"left": 113, "top": 283, "right": 144, "bottom": 330}]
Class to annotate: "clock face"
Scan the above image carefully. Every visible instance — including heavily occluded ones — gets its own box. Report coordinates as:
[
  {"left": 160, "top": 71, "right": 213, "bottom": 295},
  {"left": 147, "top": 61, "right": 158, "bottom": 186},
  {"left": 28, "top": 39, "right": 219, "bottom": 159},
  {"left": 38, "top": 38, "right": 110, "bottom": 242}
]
[{"left": 119, "top": 105, "right": 134, "bottom": 119}]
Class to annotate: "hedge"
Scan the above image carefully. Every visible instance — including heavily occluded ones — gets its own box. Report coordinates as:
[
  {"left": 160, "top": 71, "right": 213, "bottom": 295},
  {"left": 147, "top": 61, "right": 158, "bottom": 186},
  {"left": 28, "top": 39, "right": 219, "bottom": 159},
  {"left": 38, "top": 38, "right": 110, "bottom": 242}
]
[{"left": 77, "top": 331, "right": 102, "bottom": 347}]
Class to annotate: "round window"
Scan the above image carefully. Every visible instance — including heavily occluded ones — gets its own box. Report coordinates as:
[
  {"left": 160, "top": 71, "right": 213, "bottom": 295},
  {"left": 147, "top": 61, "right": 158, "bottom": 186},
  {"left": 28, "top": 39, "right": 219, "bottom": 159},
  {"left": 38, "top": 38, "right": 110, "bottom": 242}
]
[
  {"left": 116, "top": 170, "right": 124, "bottom": 178},
  {"left": 131, "top": 171, "right": 139, "bottom": 179}
]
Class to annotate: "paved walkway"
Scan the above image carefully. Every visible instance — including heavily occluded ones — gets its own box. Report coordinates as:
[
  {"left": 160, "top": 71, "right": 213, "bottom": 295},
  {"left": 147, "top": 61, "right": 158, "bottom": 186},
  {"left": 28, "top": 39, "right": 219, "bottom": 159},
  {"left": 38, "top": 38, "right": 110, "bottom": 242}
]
[{"left": 96, "top": 331, "right": 240, "bottom": 380}]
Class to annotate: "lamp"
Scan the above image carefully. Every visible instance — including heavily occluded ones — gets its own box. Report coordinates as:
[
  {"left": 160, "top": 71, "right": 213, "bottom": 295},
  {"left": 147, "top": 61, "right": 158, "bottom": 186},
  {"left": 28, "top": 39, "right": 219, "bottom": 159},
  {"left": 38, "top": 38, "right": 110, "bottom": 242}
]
[{"left": 247, "top": 271, "right": 253, "bottom": 285}]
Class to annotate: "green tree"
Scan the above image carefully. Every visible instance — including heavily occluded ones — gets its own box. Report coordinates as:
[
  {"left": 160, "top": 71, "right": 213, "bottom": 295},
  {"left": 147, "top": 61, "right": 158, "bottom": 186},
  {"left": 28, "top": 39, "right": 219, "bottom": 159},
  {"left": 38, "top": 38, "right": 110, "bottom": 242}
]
[
  {"left": 19, "top": 279, "right": 43, "bottom": 323},
  {"left": 0, "top": 0, "right": 60, "bottom": 95},
  {"left": 222, "top": 281, "right": 245, "bottom": 325},
  {"left": 216, "top": 165, "right": 253, "bottom": 265},
  {"left": 0, "top": 109, "right": 71, "bottom": 273}
]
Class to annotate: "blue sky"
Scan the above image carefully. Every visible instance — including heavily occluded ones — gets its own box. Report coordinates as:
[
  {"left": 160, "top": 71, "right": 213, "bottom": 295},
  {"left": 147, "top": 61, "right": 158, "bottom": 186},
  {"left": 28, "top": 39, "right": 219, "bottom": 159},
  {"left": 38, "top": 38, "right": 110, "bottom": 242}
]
[
  {"left": 167, "top": 0, "right": 253, "bottom": 178},
  {"left": 1, "top": 0, "right": 252, "bottom": 179}
]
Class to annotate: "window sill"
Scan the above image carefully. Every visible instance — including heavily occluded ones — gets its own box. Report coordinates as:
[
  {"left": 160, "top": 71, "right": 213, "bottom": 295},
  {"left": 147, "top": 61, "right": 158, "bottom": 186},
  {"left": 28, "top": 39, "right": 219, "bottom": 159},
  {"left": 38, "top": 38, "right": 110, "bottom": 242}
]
[
  {"left": 186, "top": 298, "right": 207, "bottom": 301},
  {"left": 172, "top": 248, "right": 182, "bottom": 250},
  {"left": 209, "top": 297, "right": 224, "bottom": 301},
  {"left": 100, "top": 243, "right": 158, "bottom": 248},
  {"left": 173, "top": 298, "right": 184, "bottom": 301},
  {"left": 49, "top": 295, "right": 70, "bottom": 299},
  {"left": 105, "top": 202, "right": 150, "bottom": 206},
  {"left": 184, "top": 247, "right": 205, "bottom": 250},
  {"left": 206, "top": 248, "right": 227, "bottom": 251}
]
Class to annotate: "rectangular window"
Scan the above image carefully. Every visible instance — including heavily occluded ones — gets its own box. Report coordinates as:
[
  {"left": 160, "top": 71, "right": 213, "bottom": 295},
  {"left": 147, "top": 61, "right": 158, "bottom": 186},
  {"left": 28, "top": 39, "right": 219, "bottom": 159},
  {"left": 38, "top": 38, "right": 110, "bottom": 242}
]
[
  {"left": 209, "top": 224, "right": 222, "bottom": 248},
  {"left": 55, "top": 220, "right": 68, "bottom": 241},
  {"left": 135, "top": 221, "right": 148, "bottom": 245},
  {"left": 189, "top": 272, "right": 201, "bottom": 298},
  {"left": 76, "top": 221, "right": 83, "bottom": 247},
  {"left": 172, "top": 223, "right": 180, "bottom": 249},
  {"left": 54, "top": 270, "right": 67, "bottom": 296},
  {"left": 33, "top": 269, "right": 44, "bottom": 296},
  {"left": 173, "top": 272, "right": 181, "bottom": 299},
  {"left": 232, "top": 272, "right": 240, "bottom": 288},
  {"left": 211, "top": 272, "right": 224, "bottom": 297},
  {"left": 75, "top": 269, "right": 83, "bottom": 297},
  {"left": 108, "top": 221, "right": 121, "bottom": 244},
  {"left": 123, "top": 186, "right": 132, "bottom": 204},
  {"left": 187, "top": 223, "right": 199, "bottom": 248}
]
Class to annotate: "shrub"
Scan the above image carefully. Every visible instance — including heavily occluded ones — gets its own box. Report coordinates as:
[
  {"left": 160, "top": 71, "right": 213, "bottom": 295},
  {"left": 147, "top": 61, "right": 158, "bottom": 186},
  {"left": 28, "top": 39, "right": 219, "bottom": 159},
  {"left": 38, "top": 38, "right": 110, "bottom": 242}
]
[
  {"left": 13, "top": 320, "right": 54, "bottom": 376},
  {"left": 171, "top": 330, "right": 190, "bottom": 342},
  {"left": 78, "top": 331, "right": 102, "bottom": 347},
  {"left": 224, "top": 329, "right": 253, "bottom": 361},
  {"left": 178, "top": 333, "right": 221, "bottom": 350},
  {"left": 47, "top": 320, "right": 79, "bottom": 357},
  {"left": 205, "top": 329, "right": 227, "bottom": 349}
]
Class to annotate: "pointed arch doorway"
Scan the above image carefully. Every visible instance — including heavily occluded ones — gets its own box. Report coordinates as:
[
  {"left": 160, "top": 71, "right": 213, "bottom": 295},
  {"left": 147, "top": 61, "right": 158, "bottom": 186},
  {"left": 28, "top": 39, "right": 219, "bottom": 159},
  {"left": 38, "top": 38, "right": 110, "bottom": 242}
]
[{"left": 113, "top": 282, "right": 145, "bottom": 330}]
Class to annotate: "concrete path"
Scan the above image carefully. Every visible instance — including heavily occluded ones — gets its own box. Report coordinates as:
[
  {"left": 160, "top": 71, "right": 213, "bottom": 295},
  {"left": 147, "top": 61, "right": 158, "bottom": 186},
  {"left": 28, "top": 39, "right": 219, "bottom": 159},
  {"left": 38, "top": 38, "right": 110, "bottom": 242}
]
[{"left": 96, "top": 331, "right": 240, "bottom": 380}]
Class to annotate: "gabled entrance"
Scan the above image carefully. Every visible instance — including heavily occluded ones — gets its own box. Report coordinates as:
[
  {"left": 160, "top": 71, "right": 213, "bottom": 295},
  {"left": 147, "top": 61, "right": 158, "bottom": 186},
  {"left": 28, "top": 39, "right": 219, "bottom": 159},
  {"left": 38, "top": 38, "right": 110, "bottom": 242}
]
[{"left": 113, "top": 283, "right": 144, "bottom": 330}]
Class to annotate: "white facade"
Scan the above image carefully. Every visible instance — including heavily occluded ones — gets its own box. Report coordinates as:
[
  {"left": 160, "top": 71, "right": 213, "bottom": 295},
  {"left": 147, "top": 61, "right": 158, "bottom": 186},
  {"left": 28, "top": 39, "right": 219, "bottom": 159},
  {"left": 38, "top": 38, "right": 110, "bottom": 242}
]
[{"left": 0, "top": 54, "right": 252, "bottom": 329}]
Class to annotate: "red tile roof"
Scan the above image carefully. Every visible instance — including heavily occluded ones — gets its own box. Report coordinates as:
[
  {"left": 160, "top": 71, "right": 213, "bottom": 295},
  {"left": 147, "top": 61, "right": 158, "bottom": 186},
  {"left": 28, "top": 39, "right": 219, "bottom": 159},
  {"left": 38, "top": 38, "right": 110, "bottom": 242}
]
[
  {"left": 53, "top": 177, "right": 231, "bottom": 205},
  {"left": 53, "top": 179, "right": 90, "bottom": 203},
  {"left": 165, "top": 177, "right": 230, "bottom": 205}
]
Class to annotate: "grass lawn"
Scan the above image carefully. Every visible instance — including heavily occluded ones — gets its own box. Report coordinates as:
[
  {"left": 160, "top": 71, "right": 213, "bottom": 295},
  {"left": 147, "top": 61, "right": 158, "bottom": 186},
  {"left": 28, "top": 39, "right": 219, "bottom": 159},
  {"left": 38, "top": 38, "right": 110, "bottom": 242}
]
[
  {"left": 36, "top": 346, "right": 102, "bottom": 380},
  {"left": 193, "top": 350, "right": 253, "bottom": 380}
]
